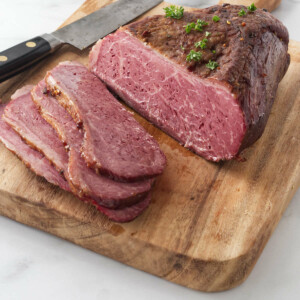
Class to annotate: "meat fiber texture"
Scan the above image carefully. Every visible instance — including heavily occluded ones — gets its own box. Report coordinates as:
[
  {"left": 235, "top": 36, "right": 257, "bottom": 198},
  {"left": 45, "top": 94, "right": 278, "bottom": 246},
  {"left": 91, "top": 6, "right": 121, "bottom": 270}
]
[
  {"left": 1, "top": 87, "right": 151, "bottom": 222},
  {"left": 89, "top": 4, "right": 290, "bottom": 161},
  {"left": 45, "top": 61, "right": 166, "bottom": 182}
]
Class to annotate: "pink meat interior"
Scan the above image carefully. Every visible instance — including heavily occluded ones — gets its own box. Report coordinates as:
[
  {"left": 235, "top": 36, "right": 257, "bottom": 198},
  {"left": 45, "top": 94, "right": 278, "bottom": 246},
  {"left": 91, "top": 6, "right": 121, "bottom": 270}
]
[{"left": 90, "top": 30, "right": 246, "bottom": 161}]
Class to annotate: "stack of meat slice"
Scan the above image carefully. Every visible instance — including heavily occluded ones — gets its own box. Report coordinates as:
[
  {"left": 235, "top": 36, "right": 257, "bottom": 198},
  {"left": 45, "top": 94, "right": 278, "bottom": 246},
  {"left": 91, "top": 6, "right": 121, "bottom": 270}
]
[{"left": 0, "top": 62, "right": 166, "bottom": 222}]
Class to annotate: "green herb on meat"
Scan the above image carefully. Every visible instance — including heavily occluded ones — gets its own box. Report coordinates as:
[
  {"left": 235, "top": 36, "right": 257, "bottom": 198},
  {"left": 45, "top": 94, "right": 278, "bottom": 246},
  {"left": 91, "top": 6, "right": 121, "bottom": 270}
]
[
  {"left": 212, "top": 15, "right": 220, "bottom": 22},
  {"left": 206, "top": 60, "right": 218, "bottom": 70},
  {"left": 184, "top": 22, "right": 196, "bottom": 33},
  {"left": 195, "top": 38, "right": 208, "bottom": 49},
  {"left": 205, "top": 31, "right": 211, "bottom": 37},
  {"left": 238, "top": 9, "right": 246, "bottom": 16},
  {"left": 186, "top": 50, "right": 202, "bottom": 62},
  {"left": 164, "top": 5, "right": 184, "bottom": 19},
  {"left": 247, "top": 3, "right": 257, "bottom": 12},
  {"left": 212, "top": 50, "right": 216, "bottom": 54},
  {"left": 195, "top": 19, "right": 209, "bottom": 32},
  {"left": 184, "top": 19, "right": 208, "bottom": 33}
]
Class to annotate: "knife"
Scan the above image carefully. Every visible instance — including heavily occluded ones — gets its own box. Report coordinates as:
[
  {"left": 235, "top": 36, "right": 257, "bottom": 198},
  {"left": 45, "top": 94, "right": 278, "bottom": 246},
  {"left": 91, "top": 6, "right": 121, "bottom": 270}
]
[{"left": 0, "top": 0, "right": 163, "bottom": 83}]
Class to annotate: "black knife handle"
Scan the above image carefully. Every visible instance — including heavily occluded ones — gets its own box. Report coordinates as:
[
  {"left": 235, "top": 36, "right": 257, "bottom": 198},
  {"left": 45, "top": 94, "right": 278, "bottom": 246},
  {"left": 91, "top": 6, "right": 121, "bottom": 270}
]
[{"left": 0, "top": 34, "right": 62, "bottom": 83}]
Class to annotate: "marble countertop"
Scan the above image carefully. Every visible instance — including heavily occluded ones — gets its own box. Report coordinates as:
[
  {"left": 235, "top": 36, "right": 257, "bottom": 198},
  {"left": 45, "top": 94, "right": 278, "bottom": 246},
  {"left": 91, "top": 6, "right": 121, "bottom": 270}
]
[{"left": 0, "top": 1, "right": 299, "bottom": 299}]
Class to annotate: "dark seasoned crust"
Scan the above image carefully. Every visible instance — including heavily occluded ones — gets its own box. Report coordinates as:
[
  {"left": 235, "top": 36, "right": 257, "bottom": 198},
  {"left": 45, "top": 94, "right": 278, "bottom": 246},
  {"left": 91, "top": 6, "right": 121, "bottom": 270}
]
[{"left": 126, "top": 5, "right": 290, "bottom": 152}]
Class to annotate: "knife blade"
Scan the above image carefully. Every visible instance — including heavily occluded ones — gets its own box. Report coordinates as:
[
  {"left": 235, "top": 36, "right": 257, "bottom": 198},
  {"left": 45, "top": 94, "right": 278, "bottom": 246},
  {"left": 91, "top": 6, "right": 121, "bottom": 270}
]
[{"left": 0, "top": 0, "right": 163, "bottom": 83}]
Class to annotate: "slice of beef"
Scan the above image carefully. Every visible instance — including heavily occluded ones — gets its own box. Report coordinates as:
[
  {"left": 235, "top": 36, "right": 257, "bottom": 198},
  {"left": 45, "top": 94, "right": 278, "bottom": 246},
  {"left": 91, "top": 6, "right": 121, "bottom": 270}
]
[
  {"left": 0, "top": 102, "right": 70, "bottom": 191},
  {"left": 89, "top": 4, "right": 290, "bottom": 161},
  {"left": 87, "top": 192, "right": 151, "bottom": 223},
  {"left": 4, "top": 86, "right": 69, "bottom": 173},
  {"left": 45, "top": 61, "right": 166, "bottom": 182},
  {"left": 31, "top": 80, "right": 152, "bottom": 208}
]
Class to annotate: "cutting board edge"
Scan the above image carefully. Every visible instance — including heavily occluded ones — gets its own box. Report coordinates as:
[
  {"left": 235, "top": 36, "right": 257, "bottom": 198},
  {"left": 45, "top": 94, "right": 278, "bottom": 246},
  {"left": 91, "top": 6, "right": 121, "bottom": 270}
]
[
  {"left": 0, "top": 189, "right": 252, "bottom": 292},
  {"left": 0, "top": 183, "right": 298, "bottom": 292}
]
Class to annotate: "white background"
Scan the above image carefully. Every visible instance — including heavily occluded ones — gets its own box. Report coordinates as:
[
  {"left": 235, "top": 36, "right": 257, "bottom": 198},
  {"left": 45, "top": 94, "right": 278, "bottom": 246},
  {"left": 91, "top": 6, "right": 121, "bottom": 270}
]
[{"left": 0, "top": 1, "right": 299, "bottom": 299}]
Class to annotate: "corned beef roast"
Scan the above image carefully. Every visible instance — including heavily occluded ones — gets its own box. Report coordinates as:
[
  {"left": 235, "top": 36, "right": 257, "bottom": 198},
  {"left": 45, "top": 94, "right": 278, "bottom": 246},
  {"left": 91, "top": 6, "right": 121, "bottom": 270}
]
[
  {"left": 45, "top": 61, "right": 166, "bottom": 182},
  {"left": 89, "top": 4, "right": 290, "bottom": 161}
]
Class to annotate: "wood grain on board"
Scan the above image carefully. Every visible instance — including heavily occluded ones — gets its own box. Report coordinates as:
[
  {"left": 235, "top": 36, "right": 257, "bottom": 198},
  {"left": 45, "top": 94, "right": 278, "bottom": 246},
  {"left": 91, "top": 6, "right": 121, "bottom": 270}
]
[{"left": 0, "top": 0, "right": 299, "bottom": 292}]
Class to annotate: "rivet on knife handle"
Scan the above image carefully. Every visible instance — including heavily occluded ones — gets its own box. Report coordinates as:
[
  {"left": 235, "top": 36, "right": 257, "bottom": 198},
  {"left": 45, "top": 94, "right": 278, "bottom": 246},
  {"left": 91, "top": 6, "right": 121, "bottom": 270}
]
[{"left": 0, "top": 34, "right": 62, "bottom": 83}]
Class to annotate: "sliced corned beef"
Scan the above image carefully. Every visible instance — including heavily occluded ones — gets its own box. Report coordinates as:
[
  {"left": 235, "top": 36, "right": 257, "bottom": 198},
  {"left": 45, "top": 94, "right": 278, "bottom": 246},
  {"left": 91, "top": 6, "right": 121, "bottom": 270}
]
[
  {"left": 4, "top": 87, "right": 152, "bottom": 209},
  {"left": 31, "top": 80, "right": 152, "bottom": 208},
  {"left": 0, "top": 88, "right": 151, "bottom": 222},
  {"left": 45, "top": 61, "right": 166, "bottom": 182}
]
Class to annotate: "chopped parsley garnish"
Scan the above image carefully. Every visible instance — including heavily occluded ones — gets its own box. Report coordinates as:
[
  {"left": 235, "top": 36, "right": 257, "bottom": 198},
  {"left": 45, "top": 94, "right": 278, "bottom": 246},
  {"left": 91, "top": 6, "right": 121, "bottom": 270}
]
[
  {"left": 212, "top": 50, "right": 216, "bottom": 54},
  {"left": 206, "top": 60, "right": 218, "bottom": 70},
  {"left": 184, "top": 22, "right": 196, "bottom": 33},
  {"left": 164, "top": 5, "right": 184, "bottom": 19},
  {"left": 184, "top": 19, "right": 208, "bottom": 33},
  {"left": 247, "top": 3, "right": 257, "bottom": 12},
  {"left": 197, "top": 19, "right": 208, "bottom": 26},
  {"left": 195, "top": 38, "right": 208, "bottom": 49},
  {"left": 205, "top": 31, "right": 211, "bottom": 37},
  {"left": 212, "top": 15, "right": 220, "bottom": 22},
  {"left": 195, "top": 19, "right": 208, "bottom": 32},
  {"left": 186, "top": 50, "right": 202, "bottom": 62},
  {"left": 238, "top": 9, "right": 246, "bottom": 16},
  {"left": 180, "top": 44, "right": 185, "bottom": 51}
]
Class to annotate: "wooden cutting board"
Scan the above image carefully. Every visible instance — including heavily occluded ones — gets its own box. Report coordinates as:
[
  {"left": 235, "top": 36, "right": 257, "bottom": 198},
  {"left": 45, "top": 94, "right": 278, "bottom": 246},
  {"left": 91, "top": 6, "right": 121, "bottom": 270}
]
[{"left": 0, "top": 0, "right": 299, "bottom": 292}]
